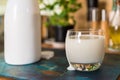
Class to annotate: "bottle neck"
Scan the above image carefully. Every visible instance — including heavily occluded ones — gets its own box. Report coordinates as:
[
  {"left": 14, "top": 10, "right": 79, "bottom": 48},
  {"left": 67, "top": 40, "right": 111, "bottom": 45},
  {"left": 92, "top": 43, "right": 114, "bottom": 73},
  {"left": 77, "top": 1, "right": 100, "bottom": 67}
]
[
  {"left": 116, "top": 1, "right": 120, "bottom": 12},
  {"left": 116, "top": 0, "right": 120, "bottom": 9},
  {"left": 101, "top": 9, "right": 106, "bottom": 21},
  {"left": 91, "top": 8, "right": 98, "bottom": 22},
  {"left": 111, "top": 3, "right": 120, "bottom": 26},
  {"left": 112, "top": 0, "right": 117, "bottom": 11}
]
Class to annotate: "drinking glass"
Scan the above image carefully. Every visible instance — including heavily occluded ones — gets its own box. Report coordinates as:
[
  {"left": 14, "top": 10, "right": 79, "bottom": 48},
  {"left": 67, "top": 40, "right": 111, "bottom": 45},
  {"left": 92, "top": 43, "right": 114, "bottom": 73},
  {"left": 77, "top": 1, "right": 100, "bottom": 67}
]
[{"left": 65, "top": 29, "right": 105, "bottom": 71}]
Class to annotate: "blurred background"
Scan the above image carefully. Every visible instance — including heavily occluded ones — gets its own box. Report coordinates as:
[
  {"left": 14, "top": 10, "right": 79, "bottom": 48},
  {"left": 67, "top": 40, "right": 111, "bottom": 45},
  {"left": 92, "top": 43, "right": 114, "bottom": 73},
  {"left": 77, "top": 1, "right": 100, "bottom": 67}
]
[
  {"left": 0, "top": 0, "right": 5, "bottom": 51},
  {"left": 0, "top": 0, "right": 114, "bottom": 49}
]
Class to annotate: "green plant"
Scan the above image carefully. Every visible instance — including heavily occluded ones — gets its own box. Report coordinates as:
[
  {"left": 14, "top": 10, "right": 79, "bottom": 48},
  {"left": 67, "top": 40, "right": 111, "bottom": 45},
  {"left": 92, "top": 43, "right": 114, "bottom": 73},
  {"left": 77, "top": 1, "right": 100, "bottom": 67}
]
[{"left": 39, "top": 0, "right": 81, "bottom": 26}]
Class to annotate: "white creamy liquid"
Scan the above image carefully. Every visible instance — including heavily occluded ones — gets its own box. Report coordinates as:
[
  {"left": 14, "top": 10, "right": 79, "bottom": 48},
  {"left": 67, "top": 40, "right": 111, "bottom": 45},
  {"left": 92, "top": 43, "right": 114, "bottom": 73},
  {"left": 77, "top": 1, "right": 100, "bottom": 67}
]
[{"left": 66, "top": 35, "right": 105, "bottom": 64}]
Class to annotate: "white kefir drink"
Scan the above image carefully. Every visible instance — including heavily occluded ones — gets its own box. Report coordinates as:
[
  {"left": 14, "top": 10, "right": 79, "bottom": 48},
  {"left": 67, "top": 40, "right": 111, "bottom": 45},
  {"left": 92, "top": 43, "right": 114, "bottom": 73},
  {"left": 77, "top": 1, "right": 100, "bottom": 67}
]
[{"left": 66, "top": 32, "right": 105, "bottom": 71}]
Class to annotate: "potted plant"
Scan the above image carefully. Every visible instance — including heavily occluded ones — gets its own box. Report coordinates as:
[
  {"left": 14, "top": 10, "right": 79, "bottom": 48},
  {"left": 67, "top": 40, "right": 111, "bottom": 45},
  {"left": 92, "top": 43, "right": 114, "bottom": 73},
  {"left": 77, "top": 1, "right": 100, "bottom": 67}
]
[{"left": 39, "top": 0, "right": 81, "bottom": 42}]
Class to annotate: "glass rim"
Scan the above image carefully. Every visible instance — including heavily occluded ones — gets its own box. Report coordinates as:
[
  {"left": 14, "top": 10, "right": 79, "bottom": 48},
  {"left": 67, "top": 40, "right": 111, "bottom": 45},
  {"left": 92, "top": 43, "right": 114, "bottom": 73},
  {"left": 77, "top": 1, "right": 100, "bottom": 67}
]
[{"left": 67, "top": 29, "right": 103, "bottom": 32}]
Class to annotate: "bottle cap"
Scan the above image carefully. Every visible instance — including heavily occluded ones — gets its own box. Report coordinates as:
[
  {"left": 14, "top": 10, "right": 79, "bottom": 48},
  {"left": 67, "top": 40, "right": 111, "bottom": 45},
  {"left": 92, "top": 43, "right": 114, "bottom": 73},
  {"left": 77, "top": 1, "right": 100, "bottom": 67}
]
[{"left": 87, "top": 0, "right": 98, "bottom": 8}]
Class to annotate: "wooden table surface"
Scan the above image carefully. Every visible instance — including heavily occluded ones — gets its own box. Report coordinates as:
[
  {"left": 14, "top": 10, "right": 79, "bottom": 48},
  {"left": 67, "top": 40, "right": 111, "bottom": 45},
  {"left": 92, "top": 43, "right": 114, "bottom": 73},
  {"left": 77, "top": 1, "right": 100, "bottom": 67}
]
[{"left": 0, "top": 48, "right": 120, "bottom": 80}]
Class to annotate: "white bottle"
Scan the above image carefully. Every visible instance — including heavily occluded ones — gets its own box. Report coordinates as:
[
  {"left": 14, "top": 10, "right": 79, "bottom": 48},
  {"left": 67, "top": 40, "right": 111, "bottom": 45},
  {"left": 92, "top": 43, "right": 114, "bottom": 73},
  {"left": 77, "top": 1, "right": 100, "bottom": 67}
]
[{"left": 4, "top": 0, "right": 41, "bottom": 65}]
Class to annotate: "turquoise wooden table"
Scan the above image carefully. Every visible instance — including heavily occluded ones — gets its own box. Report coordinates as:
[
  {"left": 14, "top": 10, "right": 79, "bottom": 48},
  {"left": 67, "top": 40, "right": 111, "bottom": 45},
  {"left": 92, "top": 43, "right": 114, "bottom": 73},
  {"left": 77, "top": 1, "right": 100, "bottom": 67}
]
[{"left": 0, "top": 48, "right": 120, "bottom": 80}]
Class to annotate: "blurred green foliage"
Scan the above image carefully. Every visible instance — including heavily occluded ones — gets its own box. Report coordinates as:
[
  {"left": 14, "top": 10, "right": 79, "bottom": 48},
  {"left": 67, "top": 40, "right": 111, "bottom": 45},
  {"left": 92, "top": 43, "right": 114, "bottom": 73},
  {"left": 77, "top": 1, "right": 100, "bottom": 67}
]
[{"left": 39, "top": 0, "right": 81, "bottom": 26}]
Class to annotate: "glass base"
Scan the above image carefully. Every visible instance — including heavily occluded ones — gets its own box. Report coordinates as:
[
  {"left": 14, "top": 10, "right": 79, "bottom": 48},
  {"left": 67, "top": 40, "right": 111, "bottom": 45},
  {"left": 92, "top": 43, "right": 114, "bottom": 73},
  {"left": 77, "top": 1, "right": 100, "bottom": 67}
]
[{"left": 70, "top": 62, "right": 101, "bottom": 71}]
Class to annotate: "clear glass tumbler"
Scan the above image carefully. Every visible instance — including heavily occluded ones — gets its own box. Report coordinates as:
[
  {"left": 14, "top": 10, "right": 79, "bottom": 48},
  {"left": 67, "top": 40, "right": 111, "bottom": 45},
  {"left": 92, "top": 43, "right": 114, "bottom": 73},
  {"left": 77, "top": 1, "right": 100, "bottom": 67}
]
[{"left": 65, "top": 29, "right": 105, "bottom": 71}]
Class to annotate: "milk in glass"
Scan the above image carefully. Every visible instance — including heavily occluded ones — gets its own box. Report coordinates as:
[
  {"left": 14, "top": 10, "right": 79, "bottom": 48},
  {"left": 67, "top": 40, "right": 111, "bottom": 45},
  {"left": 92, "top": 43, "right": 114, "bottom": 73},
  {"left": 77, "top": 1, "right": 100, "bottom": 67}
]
[{"left": 66, "top": 35, "right": 105, "bottom": 71}]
